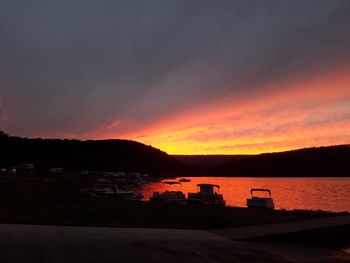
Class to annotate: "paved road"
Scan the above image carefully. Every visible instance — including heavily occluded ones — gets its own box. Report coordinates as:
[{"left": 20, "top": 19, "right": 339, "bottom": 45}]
[
  {"left": 0, "top": 224, "right": 349, "bottom": 263},
  {"left": 210, "top": 215, "right": 350, "bottom": 240}
]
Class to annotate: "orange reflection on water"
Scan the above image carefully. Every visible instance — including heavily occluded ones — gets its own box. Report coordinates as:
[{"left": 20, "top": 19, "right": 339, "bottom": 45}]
[{"left": 134, "top": 177, "right": 350, "bottom": 212}]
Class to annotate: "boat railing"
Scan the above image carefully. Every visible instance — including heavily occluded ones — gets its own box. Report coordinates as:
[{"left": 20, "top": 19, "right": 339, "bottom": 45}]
[
  {"left": 197, "top": 184, "right": 221, "bottom": 195},
  {"left": 250, "top": 188, "right": 272, "bottom": 197}
]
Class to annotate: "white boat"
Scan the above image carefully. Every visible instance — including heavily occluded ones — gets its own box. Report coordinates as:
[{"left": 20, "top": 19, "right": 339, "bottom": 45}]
[
  {"left": 246, "top": 188, "right": 275, "bottom": 209},
  {"left": 92, "top": 185, "right": 143, "bottom": 200},
  {"left": 114, "top": 186, "right": 144, "bottom": 200},
  {"left": 150, "top": 182, "right": 186, "bottom": 204},
  {"left": 178, "top": 178, "right": 191, "bottom": 182},
  {"left": 187, "top": 184, "right": 226, "bottom": 206},
  {"left": 91, "top": 186, "right": 115, "bottom": 195}
]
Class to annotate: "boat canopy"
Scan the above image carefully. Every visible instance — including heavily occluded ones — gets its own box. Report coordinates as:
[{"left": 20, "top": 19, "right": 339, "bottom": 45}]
[
  {"left": 197, "top": 184, "right": 220, "bottom": 189},
  {"left": 196, "top": 184, "right": 221, "bottom": 195},
  {"left": 163, "top": 181, "right": 182, "bottom": 185},
  {"left": 251, "top": 188, "right": 272, "bottom": 196}
]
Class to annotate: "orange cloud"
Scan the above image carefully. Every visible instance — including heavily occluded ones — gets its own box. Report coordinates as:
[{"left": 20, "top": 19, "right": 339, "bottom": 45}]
[
  {"left": 81, "top": 65, "right": 350, "bottom": 154},
  {"left": 117, "top": 67, "right": 350, "bottom": 154}
]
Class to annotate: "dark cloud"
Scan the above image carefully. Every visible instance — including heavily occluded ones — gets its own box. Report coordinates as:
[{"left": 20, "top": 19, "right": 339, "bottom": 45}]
[{"left": 0, "top": 0, "right": 349, "bottom": 137}]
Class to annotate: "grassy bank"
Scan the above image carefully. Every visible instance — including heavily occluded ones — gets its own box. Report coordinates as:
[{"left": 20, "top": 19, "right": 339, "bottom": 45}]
[{"left": 0, "top": 175, "right": 345, "bottom": 229}]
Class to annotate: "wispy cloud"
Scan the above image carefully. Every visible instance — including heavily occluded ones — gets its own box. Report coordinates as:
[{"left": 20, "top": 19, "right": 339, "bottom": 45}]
[
  {"left": 0, "top": 1, "right": 350, "bottom": 153},
  {"left": 126, "top": 68, "right": 350, "bottom": 153}
]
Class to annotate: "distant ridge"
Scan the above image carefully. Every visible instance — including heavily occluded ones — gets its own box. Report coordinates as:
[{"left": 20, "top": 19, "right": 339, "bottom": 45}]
[
  {"left": 0, "top": 131, "right": 183, "bottom": 175},
  {"left": 173, "top": 145, "right": 350, "bottom": 176},
  {"left": 172, "top": 155, "right": 251, "bottom": 167},
  {"left": 214, "top": 145, "right": 349, "bottom": 176}
]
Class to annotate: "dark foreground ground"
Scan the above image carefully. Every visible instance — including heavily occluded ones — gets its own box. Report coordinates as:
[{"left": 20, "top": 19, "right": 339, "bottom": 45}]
[
  {"left": 0, "top": 224, "right": 349, "bottom": 263},
  {"left": 245, "top": 223, "right": 350, "bottom": 251}
]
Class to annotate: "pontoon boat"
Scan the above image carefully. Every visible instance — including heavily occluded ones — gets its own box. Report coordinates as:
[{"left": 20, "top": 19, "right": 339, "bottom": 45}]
[
  {"left": 150, "top": 181, "right": 186, "bottom": 204},
  {"left": 187, "top": 184, "right": 226, "bottom": 206},
  {"left": 178, "top": 178, "right": 191, "bottom": 182},
  {"left": 246, "top": 188, "right": 274, "bottom": 209}
]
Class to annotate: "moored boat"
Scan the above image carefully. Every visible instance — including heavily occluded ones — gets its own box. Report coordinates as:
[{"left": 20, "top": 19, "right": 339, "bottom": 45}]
[
  {"left": 187, "top": 184, "right": 226, "bottom": 206},
  {"left": 246, "top": 188, "right": 275, "bottom": 209},
  {"left": 114, "top": 186, "right": 144, "bottom": 200},
  {"left": 91, "top": 184, "right": 115, "bottom": 195},
  {"left": 150, "top": 181, "right": 186, "bottom": 204},
  {"left": 91, "top": 184, "right": 143, "bottom": 200},
  {"left": 178, "top": 178, "right": 191, "bottom": 182}
]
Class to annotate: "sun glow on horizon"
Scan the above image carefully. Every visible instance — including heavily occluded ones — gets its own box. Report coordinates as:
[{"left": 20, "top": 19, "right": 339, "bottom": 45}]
[{"left": 122, "top": 68, "right": 350, "bottom": 154}]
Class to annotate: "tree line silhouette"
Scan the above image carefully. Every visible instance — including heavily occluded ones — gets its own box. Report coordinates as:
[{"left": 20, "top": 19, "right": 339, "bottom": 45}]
[
  {"left": 174, "top": 145, "right": 350, "bottom": 176},
  {"left": 1, "top": 131, "right": 349, "bottom": 176},
  {"left": 0, "top": 131, "right": 183, "bottom": 175}
]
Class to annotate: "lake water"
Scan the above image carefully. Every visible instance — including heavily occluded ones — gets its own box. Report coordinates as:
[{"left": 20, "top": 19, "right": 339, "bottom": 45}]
[{"left": 134, "top": 177, "right": 350, "bottom": 212}]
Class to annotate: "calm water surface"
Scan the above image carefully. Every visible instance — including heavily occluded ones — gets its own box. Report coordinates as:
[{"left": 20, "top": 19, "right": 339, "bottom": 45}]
[{"left": 134, "top": 177, "right": 350, "bottom": 212}]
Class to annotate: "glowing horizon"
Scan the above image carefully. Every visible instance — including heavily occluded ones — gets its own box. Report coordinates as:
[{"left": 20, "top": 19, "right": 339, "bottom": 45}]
[{"left": 86, "top": 67, "right": 350, "bottom": 154}]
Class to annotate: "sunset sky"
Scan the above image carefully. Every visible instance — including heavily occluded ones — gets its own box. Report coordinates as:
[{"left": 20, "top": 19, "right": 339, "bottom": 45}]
[{"left": 1, "top": 0, "right": 350, "bottom": 154}]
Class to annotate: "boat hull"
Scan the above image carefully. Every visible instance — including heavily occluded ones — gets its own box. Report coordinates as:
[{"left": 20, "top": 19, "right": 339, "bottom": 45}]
[
  {"left": 150, "top": 191, "right": 187, "bottom": 204},
  {"left": 187, "top": 193, "right": 226, "bottom": 206},
  {"left": 246, "top": 197, "right": 274, "bottom": 209}
]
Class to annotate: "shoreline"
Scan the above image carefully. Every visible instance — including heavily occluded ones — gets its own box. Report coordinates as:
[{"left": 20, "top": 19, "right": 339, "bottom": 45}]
[{"left": 1, "top": 174, "right": 349, "bottom": 229}]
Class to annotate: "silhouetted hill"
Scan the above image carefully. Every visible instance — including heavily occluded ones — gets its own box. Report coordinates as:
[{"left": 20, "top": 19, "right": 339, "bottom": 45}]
[
  {"left": 1, "top": 131, "right": 349, "bottom": 176},
  {"left": 214, "top": 145, "right": 350, "bottom": 176},
  {"left": 172, "top": 155, "right": 251, "bottom": 174},
  {"left": 173, "top": 155, "right": 251, "bottom": 166},
  {"left": 0, "top": 131, "right": 184, "bottom": 175}
]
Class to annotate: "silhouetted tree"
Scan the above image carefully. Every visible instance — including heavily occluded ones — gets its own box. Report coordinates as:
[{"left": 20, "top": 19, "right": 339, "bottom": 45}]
[{"left": 0, "top": 131, "right": 185, "bottom": 176}]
